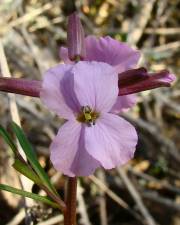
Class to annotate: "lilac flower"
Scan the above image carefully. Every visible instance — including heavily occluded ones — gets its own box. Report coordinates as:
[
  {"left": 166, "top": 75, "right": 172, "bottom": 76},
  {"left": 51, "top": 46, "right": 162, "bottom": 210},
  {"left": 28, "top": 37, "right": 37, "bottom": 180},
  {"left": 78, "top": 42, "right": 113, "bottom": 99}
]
[
  {"left": 39, "top": 28, "right": 175, "bottom": 177},
  {"left": 40, "top": 61, "right": 137, "bottom": 177}
]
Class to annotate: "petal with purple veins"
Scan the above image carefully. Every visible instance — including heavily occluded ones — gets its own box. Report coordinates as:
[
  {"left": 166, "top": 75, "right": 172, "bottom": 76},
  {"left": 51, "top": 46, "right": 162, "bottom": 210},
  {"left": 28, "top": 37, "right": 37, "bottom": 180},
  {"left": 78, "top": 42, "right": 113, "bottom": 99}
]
[
  {"left": 59, "top": 36, "right": 140, "bottom": 73},
  {"left": 111, "top": 94, "right": 137, "bottom": 113},
  {"left": 50, "top": 120, "right": 100, "bottom": 177},
  {"left": 73, "top": 61, "right": 119, "bottom": 112},
  {"left": 40, "top": 64, "right": 80, "bottom": 120},
  {"left": 85, "top": 113, "right": 138, "bottom": 169},
  {"left": 85, "top": 36, "right": 140, "bottom": 73},
  {"left": 59, "top": 47, "right": 73, "bottom": 64}
]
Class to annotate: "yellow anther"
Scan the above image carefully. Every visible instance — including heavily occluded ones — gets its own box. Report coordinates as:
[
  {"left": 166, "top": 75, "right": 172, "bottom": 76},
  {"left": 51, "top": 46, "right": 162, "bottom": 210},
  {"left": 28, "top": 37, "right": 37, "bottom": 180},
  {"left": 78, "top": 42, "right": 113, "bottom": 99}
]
[
  {"left": 82, "top": 106, "right": 93, "bottom": 123},
  {"left": 77, "top": 106, "right": 99, "bottom": 125}
]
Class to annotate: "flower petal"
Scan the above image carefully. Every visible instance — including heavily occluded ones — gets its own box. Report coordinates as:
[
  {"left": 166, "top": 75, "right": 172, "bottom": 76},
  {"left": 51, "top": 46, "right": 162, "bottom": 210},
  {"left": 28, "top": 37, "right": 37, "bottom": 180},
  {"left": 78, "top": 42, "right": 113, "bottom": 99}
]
[
  {"left": 59, "top": 36, "right": 140, "bottom": 73},
  {"left": 59, "top": 47, "right": 73, "bottom": 64},
  {"left": 40, "top": 64, "right": 80, "bottom": 120},
  {"left": 50, "top": 120, "right": 100, "bottom": 177},
  {"left": 154, "top": 72, "right": 176, "bottom": 83},
  {"left": 85, "top": 113, "right": 138, "bottom": 169},
  {"left": 73, "top": 61, "right": 119, "bottom": 112},
  {"left": 111, "top": 94, "right": 137, "bottom": 113},
  {"left": 85, "top": 36, "right": 140, "bottom": 73}
]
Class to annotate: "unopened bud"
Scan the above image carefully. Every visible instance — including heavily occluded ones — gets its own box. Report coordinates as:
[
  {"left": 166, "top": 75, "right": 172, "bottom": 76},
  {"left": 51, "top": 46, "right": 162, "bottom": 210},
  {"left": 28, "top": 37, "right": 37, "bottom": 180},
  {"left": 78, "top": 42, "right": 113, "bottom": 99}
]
[{"left": 67, "top": 12, "right": 86, "bottom": 61}]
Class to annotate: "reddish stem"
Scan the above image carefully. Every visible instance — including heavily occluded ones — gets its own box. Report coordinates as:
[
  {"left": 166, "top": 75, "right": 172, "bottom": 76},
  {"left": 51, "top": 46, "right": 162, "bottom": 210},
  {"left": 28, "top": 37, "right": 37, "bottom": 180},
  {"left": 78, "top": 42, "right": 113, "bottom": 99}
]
[{"left": 64, "top": 177, "right": 77, "bottom": 225}]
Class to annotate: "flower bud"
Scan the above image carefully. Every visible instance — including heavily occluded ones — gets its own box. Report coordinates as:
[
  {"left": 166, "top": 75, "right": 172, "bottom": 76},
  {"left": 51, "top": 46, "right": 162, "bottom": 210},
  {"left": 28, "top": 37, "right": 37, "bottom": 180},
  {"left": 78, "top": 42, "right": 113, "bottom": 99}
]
[
  {"left": 0, "top": 77, "right": 41, "bottom": 97},
  {"left": 67, "top": 12, "right": 86, "bottom": 61},
  {"left": 118, "top": 69, "right": 176, "bottom": 96}
]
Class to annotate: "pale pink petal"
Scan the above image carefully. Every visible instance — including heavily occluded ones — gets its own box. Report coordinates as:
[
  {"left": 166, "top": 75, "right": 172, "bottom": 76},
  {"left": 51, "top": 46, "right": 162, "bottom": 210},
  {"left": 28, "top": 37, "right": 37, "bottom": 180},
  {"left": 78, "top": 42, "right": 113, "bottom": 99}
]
[
  {"left": 40, "top": 64, "right": 80, "bottom": 120},
  {"left": 50, "top": 120, "right": 100, "bottom": 177},
  {"left": 110, "top": 94, "right": 137, "bottom": 113},
  {"left": 70, "top": 125, "right": 100, "bottom": 176},
  {"left": 157, "top": 73, "right": 176, "bottom": 83},
  {"left": 59, "top": 47, "right": 73, "bottom": 64},
  {"left": 85, "top": 36, "right": 140, "bottom": 73},
  {"left": 85, "top": 113, "right": 138, "bottom": 169},
  {"left": 73, "top": 61, "right": 119, "bottom": 112},
  {"left": 59, "top": 36, "right": 140, "bottom": 73}
]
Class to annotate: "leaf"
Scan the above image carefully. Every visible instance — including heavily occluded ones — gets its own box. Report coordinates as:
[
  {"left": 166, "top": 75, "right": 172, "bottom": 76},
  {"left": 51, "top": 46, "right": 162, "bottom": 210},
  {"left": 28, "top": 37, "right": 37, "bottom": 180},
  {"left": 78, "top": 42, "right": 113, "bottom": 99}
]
[
  {"left": 0, "top": 184, "right": 59, "bottom": 209},
  {"left": 0, "top": 125, "right": 17, "bottom": 154},
  {"left": 11, "top": 122, "right": 57, "bottom": 195},
  {"left": 13, "top": 159, "right": 42, "bottom": 185}
]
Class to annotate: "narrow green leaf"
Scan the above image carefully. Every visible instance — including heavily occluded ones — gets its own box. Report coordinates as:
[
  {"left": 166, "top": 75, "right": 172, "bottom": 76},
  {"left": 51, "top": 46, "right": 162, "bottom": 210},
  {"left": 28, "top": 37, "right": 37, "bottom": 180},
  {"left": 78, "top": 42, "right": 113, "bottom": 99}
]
[
  {"left": 0, "top": 184, "right": 59, "bottom": 208},
  {"left": 13, "top": 159, "right": 43, "bottom": 185},
  {"left": 11, "top": 122, "right": 57, "bottom": 195},
  {"left": 0, "top": 125, "right": 17, "bottom": 154}
]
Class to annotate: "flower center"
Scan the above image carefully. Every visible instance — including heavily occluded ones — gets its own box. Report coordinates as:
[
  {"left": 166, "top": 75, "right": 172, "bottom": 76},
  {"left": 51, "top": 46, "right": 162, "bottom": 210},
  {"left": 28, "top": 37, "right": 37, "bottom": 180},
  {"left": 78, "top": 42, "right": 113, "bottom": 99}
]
[{"left": 77, "top": 105, "right": 99, "bottom": 126}]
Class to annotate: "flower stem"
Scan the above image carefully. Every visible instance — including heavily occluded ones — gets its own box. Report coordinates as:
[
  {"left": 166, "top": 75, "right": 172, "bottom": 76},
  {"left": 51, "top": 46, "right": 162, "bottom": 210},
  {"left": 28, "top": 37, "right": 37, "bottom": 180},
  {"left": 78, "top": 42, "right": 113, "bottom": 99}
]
[{"left": 64, "top": 177, "right": 77, "bottom": 225}]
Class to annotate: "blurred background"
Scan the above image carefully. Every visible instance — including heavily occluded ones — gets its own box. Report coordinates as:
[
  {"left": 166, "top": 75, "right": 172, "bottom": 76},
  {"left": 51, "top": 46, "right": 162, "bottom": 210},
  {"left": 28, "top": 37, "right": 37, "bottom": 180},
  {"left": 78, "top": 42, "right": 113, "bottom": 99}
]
[{"left": 0, "top": 0, "right": 179, "bottom": 224}]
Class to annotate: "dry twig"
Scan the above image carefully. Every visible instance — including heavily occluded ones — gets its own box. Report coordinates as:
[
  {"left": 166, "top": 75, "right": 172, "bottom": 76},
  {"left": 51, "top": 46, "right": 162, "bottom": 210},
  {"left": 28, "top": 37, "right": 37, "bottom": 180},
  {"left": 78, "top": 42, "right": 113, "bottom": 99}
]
[{"left": 117, "top": 168, "right": 157, "bottom": 225}]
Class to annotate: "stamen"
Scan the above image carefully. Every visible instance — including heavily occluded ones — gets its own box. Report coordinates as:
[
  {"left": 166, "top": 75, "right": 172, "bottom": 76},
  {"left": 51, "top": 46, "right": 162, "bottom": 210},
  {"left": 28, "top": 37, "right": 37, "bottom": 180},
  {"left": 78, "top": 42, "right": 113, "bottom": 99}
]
[{"left": 77, "top": 105, "right": 99, "bottom": 126}]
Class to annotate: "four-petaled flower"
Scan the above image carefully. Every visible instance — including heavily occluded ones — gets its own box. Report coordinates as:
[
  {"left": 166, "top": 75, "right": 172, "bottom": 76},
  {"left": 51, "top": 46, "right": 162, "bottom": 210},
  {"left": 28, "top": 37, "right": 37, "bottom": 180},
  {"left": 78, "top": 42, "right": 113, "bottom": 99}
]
[{"left": 40, "top": 36, "right": 140, "bottom": 176}]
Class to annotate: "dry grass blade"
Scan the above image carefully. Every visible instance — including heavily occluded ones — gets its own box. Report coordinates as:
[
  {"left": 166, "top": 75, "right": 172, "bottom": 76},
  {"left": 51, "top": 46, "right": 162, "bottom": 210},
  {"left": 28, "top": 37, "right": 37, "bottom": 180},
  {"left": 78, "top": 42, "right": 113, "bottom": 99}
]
[
  {"left": 89, "top": 175, "right": 145, "bottom": 224},
  {"left": 6, "top": 209, "right": 25, "bottom": 225},
  {"left": 145, "top": 27, "right": 180, "bottom": 35},
  {"left": 142, "top": 191, "right": 180, "bottom": 212},
  {"left": 143, "top": 41, "right": 180, "bottom": 54},
  {"left": 4, "top": 3, "right": 53, "bottom": 31},
  {"left": 97, "top": 170, "right": 108, "bottom": 225},
  {"left": 37, "top": 215, "right": 63, "bottom": 225},
  {"left": 89, "top": 175, "right": 129, "bottom": 209},
  {"left": 77, "top": 182, "right": 92, "bottom": 225},
  {"left": 117, "top": 168, "right": 157, "bottom": 225},
  {"left": 127, "top": 0, "right": 156, "bottom": 45}
]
